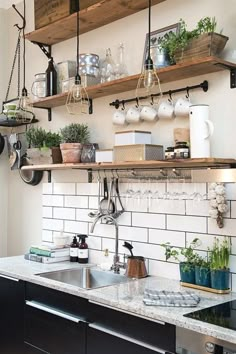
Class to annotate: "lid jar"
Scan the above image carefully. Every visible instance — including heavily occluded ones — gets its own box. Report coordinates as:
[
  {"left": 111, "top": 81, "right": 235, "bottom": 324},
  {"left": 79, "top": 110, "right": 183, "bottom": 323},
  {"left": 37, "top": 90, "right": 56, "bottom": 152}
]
[
  {"left": 165, "top": 147, "right": 175, "bottom": 160},
  {"left": 174, "top": 141, "right": 190, "bottom": 159},
  {"left": 31, "top": 73, "right": 46, "bottom": 98}
]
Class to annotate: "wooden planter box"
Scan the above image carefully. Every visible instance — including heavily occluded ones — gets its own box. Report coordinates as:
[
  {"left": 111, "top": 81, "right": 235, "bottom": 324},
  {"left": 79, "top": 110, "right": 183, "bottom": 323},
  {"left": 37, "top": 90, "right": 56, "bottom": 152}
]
[
  {"left": 27, "top": 147, "right": 62, "bottom": 164},
  {"left": 174, "top": 32, "right": 229, "bottom": 63}
]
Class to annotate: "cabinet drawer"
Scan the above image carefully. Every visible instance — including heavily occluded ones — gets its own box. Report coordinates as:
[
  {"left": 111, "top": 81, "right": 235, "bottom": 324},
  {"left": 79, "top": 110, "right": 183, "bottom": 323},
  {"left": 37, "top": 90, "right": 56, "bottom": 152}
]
[
  {"left": 25, "top": 282, "right": 89, "bottom": 320},
  {"left": 25, "top": 303, "right": 86, "bottom": 354},
  {"left": 87, "top": 326, "right": 166, "bottom": 354},
  {"left": 89, "top": 301, "right": 175, "bottom": 353}
]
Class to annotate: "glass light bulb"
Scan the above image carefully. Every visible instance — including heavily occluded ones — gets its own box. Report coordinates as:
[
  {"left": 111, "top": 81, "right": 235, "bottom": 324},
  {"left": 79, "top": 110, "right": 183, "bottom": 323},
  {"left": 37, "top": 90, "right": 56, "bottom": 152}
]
[
  {"left": 72, "top": 84, "right": 81, "bottom": 101},
  {"left": 143, "top": 69, "right": 155, "bottom": 90}
]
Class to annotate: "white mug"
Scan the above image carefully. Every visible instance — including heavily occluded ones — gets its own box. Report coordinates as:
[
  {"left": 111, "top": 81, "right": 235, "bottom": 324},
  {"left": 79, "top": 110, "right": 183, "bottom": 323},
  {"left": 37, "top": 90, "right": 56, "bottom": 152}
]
[
  {"left": 126, "top": 106, "right": 141, "bottom": 123},
  {"left": 157, "top": 100, "right": 174, "bottom": 119},
  {"left": 112, "top": 110, "right": 127, "bottom": 126},
  {"left": 140, "top": 105, "right": 158, "bottom": 122},
  {"left": 174, "top": 97, "right": 191, "bottom": 118}
]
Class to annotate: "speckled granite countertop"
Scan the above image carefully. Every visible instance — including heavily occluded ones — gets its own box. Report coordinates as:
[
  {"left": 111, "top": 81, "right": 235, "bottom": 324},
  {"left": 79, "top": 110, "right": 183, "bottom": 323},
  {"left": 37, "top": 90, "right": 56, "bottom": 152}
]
[{"left": 1, "top": 256, "right": 236, "bottom": 345}]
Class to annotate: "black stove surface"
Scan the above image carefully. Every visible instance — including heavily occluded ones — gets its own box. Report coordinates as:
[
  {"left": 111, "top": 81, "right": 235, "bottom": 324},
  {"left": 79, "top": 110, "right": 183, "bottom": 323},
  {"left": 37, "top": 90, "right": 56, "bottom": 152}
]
[{"left": 184, "top": 300, "right": 236, "bottom": 330}]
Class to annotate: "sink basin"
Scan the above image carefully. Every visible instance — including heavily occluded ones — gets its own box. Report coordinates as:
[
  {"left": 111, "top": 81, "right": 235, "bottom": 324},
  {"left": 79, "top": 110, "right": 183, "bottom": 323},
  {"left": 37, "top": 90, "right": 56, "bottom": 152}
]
[{"left": 37, "top": 267, "right": 130, "bottom": 289}]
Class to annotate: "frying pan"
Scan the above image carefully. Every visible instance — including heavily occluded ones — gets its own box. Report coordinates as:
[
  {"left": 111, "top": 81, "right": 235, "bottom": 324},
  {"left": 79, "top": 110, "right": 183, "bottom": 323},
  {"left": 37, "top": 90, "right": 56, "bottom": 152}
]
[
  {"left": 0, "top": 134, "right": 5, "bottom": 155},
  {"left": 19, "top": 154, "right": 43, "bottom": 186}
]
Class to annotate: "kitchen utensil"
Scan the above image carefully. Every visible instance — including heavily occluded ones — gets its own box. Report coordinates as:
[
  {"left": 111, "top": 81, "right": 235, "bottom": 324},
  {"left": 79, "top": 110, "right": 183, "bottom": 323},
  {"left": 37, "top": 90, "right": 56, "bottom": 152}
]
[
  {"left": 106, "top": 178, "right": 115, "bottom": 214},
  {"left": 13, "top": 140, "right": 22, "bottom": 169},
  {"left": 19, "top": 154, "right": 43, "bottom": 185},
  {"left": 123, "top": 241, "right": 148, "bottom": 278},
  {"left": 99, "top": 177, "right": 115, "bottom": 215},
  {"left": 112, "top": 178, "right": 125, "bottom": 218},
  {"left": 88, "top": 178, "right": 101, "bottom": 218}
]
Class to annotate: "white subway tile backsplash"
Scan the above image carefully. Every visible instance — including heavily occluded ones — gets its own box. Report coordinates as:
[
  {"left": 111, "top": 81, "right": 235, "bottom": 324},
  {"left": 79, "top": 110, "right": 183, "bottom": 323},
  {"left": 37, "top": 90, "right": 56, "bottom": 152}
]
[
  {"left": 42, "top": 195, "right": 63, "bottom": 207},
  {"left": 53, "top": 207, "right": 75, "bottom": 220},
  {"left": 231, "top": 201, "right": 236, "bottom": 218},
  {"left": 167, "top": 183, "right": 207, "bottom": 198},
  {"left": 42, "top": 230, "right": 53, "bottom": 242},
  {"left": 89, "top": 222, "right": 116, "bottom": 238},
  {"left": 64, "top": 220, "right": 88, "bottom": 234},
  {"left": 186, "top": 200, "right": 209, "bottom": 216},
  {"left": 132, "top": 242, "right": 165, "bottom": 261},
  {"left": 123, "top": 197, "right": 148, "bottom": 212},
  {"left": 53, "top": 183, "right": 76, "bottom": 195},
  {"left": 89, "top": 196, "right": 100, "bottom": 210},
  {"left": 43, "top": 218, "right": 63, "bottom": 231},
  {"left": 149, "top": 229, "right": 185, "bottom": 247},
  {"left": 101, "top": 238, "right": 124, "bottom": 254},
  {"left": 65, "top": 196, "right": 88, "bottom": 208},
  {"left": 88, "top": 235, "right": 102, "bottom": 250},
  {"left": 88, "top": 249, "right": 114, "bottom": 266},
  {"left": 226, "top": 183, "right": 236, "bottom": 200},
  {"left": 76, "top": 183, "right": 99, "bottom": 196},
  {"left": 76, "top": 209, "right": 94, "bottom": 222},
  {"left": 132, "top": 212, "right": 165, "bottom": 229},
  {"left": 149, "top": 199, "right": 185, "bottom": 215},
  {"left": 186, "top": 233, "right": 225, "bottom": 251},
  {"left": 43, "top": 207, "right": 52, "bottom": 218},
  {"left": 149, "top": 260, "right": 180, "bottom": 279},
  {"left": 229, "top": 255, "right": 236, "bottom": 273},
  {"left": 119, "top": 226, "right": 148, "bottom": 242},
  {"left": 232, "top": 273, "right": 236, "bottom": 292},
  {"left": 167, "top": 215, "right": 207, "bottom": 233},
  {"left": 43, "top": 183, "right": 52, "bottom": 195},
  {"left": 116, "top": 212, "right": 132, "bottom": 226},
  {"left": 208, "top": 218, "right": 236, "bottom": 236}
]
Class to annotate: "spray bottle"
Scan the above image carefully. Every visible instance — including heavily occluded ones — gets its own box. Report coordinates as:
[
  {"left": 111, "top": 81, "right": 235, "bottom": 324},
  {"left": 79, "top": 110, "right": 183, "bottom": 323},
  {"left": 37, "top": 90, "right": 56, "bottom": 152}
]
[{"left": 78, "top": 234, "right": 88, "bottom": 264}]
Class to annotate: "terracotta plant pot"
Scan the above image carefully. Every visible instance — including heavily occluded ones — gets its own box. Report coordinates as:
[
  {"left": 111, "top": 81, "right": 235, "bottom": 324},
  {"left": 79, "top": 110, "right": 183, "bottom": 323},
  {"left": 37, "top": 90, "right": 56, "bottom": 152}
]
[
  {"left": 60, "top": 143, "right": 83, "bottom": 163},
  {"left": 27, "top": 147, "right": 62, "bottom": 164}
]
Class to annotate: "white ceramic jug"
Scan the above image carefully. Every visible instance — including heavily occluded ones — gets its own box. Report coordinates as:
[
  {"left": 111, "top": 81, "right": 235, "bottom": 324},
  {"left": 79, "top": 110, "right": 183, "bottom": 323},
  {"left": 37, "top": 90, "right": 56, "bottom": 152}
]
[{"left": 189, "top": 104, "right": 214, "bottom": 158}]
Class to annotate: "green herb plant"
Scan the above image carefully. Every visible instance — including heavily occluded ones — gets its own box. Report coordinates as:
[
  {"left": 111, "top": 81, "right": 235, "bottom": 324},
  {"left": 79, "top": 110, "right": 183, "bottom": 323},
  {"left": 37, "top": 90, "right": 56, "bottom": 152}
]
[
  {"left": 60, "top": 123, "right": 90, "bottom": 144},
  {"left": 209, "top": 237, "right": 231, "bottom": 270},
  {"left": 26, "top": 127, "right": 61, "bottom": 149}
]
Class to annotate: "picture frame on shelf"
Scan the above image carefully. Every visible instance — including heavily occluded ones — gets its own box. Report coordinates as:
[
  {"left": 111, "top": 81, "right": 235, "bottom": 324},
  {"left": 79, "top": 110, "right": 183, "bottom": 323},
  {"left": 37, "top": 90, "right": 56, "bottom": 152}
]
[{"left": 142, "top": 23, "right": 180, "bottom": 69}]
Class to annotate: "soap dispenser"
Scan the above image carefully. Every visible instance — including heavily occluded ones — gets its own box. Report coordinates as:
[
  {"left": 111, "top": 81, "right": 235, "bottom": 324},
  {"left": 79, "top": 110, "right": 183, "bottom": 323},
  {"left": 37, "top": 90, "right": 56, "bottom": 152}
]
[
  {"left": 70, "top": 236, "right": 78, "bottom": 262},
  {"left": 78, "top": 234, "right": 88, "bottom": 264}
]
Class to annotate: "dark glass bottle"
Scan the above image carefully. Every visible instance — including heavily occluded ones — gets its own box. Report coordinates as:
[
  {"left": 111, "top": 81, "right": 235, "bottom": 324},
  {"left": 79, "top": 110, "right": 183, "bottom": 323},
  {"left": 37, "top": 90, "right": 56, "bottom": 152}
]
[
  {"left": 70, "top": 236, "right": 78, "bottom": 262},
  {"left": 46, "top": 57, "right": 57, "bottom": 96},
  {"left": 78, "top": 235, "right": 88, "bottom": 264}
]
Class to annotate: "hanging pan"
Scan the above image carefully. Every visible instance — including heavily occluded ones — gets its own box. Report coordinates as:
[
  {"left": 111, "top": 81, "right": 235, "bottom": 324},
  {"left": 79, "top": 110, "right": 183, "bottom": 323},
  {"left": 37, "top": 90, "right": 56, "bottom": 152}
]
[
  {"left": 19, "top": 154, "right": 43, "bottom": 186},
  {"left": 0, "top": 134, "right": 5, "bottom": 155}
]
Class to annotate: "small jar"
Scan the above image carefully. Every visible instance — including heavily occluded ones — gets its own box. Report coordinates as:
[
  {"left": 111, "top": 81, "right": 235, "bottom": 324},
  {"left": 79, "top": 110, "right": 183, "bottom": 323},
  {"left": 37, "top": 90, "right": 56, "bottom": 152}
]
[
  {"left": 165, "top": 147, "right": 175, "bottom": 160},
  {"left": 81, "top": 143, "right": 99, "bottom": 163},
  {"left": 174, "top": 141, "right": 190, "bottom": 159}
]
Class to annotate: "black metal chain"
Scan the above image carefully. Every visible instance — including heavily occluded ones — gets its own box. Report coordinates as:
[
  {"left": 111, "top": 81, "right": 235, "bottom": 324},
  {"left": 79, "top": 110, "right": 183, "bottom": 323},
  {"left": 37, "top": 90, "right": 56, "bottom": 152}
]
[{"left": 5, "top": 29, "right": 22, "bottom": 102}]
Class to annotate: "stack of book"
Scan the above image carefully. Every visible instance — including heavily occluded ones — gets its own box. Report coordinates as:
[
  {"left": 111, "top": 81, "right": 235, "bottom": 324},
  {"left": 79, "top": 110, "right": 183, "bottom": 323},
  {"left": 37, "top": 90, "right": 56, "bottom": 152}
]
[{"left": 24, "top": 245, "right": 70, "bottom": 263}]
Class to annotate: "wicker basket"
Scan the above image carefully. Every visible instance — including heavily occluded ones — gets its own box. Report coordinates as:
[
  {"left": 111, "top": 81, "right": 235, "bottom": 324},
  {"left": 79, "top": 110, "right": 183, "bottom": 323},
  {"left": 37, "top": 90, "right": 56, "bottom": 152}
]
[{"left": 174, "top": 32, "right": 229, "bottom": 63}]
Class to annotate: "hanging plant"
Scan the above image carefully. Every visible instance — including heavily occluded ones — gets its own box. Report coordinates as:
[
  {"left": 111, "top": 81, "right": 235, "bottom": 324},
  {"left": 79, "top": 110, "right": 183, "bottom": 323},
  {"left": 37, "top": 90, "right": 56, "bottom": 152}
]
[{"left": 208, "top": 183, "right": 228, "bottom": 228}]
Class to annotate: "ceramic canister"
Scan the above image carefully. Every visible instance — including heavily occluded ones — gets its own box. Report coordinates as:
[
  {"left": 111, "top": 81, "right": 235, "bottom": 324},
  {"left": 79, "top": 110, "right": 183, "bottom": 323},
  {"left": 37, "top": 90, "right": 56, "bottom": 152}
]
[{"left": 189, "top": 104, "right": 214, "bottom": 158}]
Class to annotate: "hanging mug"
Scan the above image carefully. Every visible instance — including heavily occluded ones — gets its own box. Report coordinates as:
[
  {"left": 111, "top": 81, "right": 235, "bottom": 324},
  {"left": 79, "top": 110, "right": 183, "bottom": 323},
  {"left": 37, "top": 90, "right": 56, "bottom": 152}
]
[{"left": 189, "top": 104, "right": 214, "bottom": 158}]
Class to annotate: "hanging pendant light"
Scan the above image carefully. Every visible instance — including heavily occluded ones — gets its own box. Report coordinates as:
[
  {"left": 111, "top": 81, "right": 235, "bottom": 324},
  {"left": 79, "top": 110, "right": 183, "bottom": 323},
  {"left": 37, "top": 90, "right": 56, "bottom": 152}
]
[
  {"left": 18, "top": 0, "right": 35, "bottom": 123},
  {"left": 66, "top": 1, "right": 89, "bottom": 115},
  {"left": 136, "top": 0, "right": 162, "bottom": 96}
]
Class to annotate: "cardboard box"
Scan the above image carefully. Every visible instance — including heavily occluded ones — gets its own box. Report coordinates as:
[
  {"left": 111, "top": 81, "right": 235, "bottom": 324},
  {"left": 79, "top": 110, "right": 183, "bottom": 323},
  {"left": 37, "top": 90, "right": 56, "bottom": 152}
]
[
  {"left": 95, "top": 149, "right": 113, "bottom": 163},
  {"left": 113, "top": 144, "right": 163, "bottom": 162},
  {"left": 34, "top": 0, "right": 98, "bottom": 30},
  {"left": 114, "top": 130, "right": 151, "bottom": 146}
]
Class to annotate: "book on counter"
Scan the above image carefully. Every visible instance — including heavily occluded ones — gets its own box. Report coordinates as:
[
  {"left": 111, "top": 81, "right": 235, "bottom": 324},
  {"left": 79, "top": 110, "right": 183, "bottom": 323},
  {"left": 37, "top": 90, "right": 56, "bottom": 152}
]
[
  {"left": 29, "top": 245, "right": 70, "bottom": 258},
  {"left": 24, "top": 253, "right": 70, "bottom": 263}
]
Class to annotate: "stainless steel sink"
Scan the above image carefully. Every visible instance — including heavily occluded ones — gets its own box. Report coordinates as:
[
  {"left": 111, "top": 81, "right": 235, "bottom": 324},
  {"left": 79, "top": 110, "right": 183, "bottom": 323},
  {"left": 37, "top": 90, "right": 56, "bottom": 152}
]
[{"left": 37, "top": 267, "right": 129, "bottom": 289}]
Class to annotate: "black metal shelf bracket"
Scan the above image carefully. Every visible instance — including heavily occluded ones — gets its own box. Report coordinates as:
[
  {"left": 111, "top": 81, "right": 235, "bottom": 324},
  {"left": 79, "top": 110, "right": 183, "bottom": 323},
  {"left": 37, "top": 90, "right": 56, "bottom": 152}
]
[
  {"left": 34, "top": 107, "right": 52, "bottom": 122},
  {"left": 109, "top": 80, "right": 209, "bottom": 108},
  {"left": 231, "top": 69, "right": 236, "bottom": 89},
  {"left": 32, "top": 41, "right": 52, "bottom": 59},
  {"left": 46, "top": 170, "right": 52, "bottom": 183}
]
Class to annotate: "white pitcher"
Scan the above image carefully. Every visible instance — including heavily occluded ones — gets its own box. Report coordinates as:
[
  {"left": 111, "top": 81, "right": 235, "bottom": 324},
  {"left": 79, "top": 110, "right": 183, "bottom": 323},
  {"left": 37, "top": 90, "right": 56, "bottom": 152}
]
[{"left": 189, "top": 104, "right": 214, "bottom": 158}]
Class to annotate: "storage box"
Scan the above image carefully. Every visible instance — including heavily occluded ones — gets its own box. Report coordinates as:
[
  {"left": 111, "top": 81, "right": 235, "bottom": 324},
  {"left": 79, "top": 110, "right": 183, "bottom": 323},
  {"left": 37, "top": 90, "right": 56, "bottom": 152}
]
[
  {"left": 113, "top": 144, "right": 163, "bottom": 162},
  {"left": 34, "top": 0, "right": 98, "bottom": 30},
  {"left": 114, "top": 130, "right": 151, "bottom": 146},
  {"left": 95, "top": 149, "right": 113, "bottom": 163}
]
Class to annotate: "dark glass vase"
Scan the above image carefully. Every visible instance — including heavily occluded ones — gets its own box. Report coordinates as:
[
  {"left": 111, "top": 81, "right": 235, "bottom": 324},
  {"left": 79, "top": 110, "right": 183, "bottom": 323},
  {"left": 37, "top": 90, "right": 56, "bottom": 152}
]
[
  {"left": 179, "top": 262, "right": 195, "bottom": 284},
  {"left": 195, "top": 266, "right": 211, "bottom": 287},
  {"left": 211, "top": 269, "right": 230, "bottom": 290}
]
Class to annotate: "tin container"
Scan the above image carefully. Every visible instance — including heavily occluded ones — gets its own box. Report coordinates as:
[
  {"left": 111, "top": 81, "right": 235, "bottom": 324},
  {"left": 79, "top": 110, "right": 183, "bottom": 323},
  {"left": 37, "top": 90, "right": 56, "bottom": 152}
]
[
  {"left": 113, "top": 144, "right": 163, "bottom": 162},
  {"left": 79, "top": 53, "right": 100, "bottom": 67}
]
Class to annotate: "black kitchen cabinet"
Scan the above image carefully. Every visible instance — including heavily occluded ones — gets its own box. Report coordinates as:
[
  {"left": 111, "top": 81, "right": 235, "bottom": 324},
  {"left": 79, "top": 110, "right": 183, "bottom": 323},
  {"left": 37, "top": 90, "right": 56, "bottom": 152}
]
[{"left": 0, "top": 274, "right": 25, "bottom": 354}]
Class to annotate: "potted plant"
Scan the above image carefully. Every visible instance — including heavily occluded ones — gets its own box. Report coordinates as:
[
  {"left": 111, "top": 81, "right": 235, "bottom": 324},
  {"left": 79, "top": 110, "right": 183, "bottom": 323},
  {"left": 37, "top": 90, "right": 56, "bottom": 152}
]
[
  {"left": 60, "top": 123, "right": 90, "bottom": 163},
  {"left": 161, "top": 238, "right": 200, "bottom": 284},
  {"left": 26, "top": 127, "right": 62, "bottom": 164},
  {"left": 159, "top": 17, "right": 228, "bottom": 64},
  {"left": 209, "top": 237, "right": 231, "bottom": 290},
  {"left": 195, "top": 256, "right": 211, "bottom": 288}
]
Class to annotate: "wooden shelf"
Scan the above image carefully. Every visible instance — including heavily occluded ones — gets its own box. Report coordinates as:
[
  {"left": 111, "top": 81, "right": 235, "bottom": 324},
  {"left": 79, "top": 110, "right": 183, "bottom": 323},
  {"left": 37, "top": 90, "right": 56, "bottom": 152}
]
[
  {"left": 32, "top": 56, "right": 236, "bottom": 109},
  {"left": 25, "top": 0, "right": 165, "bottom": 45},
  {"left": 21, "top": 158, "right": 236, "bottom": 172}
]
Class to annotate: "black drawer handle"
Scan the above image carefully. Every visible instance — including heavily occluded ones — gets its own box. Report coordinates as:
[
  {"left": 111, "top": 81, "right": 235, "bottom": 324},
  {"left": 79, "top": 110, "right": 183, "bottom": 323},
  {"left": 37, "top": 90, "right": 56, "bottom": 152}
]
[
  {"left": 26, "top": 300, "right": 84, "bottom": 324},
  {"left": 89, "top": 323, "right": 167, "bottom": 353}
]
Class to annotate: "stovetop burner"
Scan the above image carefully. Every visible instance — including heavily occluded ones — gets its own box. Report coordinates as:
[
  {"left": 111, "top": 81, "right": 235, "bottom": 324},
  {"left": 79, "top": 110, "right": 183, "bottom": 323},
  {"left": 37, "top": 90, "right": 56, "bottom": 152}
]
[{"left": 184, "top": 299, "right": 236, "bottom": 330}]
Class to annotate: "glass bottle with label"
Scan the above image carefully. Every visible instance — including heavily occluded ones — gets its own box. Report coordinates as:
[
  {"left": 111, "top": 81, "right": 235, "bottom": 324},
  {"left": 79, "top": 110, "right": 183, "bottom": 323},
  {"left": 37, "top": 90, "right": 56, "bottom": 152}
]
[
  {"left": 70, "top": 236, "right": 78, "bottom": 262},
  {"left": 46, "top": 57, "right": 57, "bottom": 96},
  {"left": 78, "top": 234, "right": 88, "bottom": 264}
]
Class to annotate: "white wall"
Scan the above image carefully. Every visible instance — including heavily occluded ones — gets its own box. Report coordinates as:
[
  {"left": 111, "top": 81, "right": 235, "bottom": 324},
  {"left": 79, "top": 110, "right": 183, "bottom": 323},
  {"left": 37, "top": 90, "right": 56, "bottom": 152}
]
[{"left": 2, "top": 0, "right": 236, "bottom": 256}]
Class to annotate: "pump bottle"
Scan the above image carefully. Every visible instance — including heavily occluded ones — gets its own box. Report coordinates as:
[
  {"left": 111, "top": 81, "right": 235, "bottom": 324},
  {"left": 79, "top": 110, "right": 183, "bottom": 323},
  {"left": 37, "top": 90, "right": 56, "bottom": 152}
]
[
  {"left": 70, "top": 236, "right": 78, "bottom": 262},
  {"left": 78, "top": 235, "right": 88, "bottom": 264}
]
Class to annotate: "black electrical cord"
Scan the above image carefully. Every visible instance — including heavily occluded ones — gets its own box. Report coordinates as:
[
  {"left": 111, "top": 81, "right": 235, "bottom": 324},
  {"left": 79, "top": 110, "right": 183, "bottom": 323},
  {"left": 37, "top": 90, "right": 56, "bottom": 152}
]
[
  {"left": 145, "top": 0, "right": 153, "bottom": 70},
  {"left": 22, "top": 0, "right": 27, "bottom": 95},
  {"left": 75, "top": 0, "right": 81, "bottom": 84}
]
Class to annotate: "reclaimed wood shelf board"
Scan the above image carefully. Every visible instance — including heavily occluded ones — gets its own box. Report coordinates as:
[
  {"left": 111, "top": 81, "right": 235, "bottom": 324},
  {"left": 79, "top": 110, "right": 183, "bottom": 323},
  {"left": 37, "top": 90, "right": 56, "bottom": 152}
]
[
  {"left": 20, "top": 158, "right": 236, "bottom": 171},
  {"left": 32, "top": 57, "right": 236, "bottom": 109},
  {"left": 25, "top": 0, "right": 165, "bottom": 45},
  {"left": 180, "top": 282, "right": 231, "bottom": 294}
]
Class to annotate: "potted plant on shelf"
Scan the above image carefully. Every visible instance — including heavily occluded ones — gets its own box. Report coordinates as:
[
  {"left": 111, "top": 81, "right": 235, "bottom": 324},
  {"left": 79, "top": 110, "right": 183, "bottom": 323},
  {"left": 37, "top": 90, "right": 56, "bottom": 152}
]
[
  {"left": 60, "top": 123, "right": 90, "bottom": 163},
  {"left": 195, "top": 256, "right": 211, "bottom": 288},
  {"left": 209, "top": 237, "right": 231, "bottom": 290},
  {"left": 159, "top": 17, "right": 228, "bottom": 64},
  {"left": 161, "top": 238, "right": 200, "bottom": 284},
  {"left": 26, "top": 127, "right": 62, "bottom": 164}
]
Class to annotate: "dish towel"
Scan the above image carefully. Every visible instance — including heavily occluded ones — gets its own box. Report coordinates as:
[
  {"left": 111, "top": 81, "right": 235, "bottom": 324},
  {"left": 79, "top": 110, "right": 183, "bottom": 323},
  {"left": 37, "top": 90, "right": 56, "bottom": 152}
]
[{"left": 143, "top": 289, "right": 200, "bottom": 307}]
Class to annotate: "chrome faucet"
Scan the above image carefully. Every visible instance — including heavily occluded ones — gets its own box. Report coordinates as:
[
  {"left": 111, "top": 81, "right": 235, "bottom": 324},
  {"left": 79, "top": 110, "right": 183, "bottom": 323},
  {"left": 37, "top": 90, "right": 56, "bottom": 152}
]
[{"left": 90, "top": 214, "right": 125, "bottom": 274}]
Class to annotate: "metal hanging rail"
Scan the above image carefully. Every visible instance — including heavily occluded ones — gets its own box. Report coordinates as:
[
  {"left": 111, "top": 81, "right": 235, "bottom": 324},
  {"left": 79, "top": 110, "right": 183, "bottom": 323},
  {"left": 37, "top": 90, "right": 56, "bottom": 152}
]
[{"left": 109, "top": 80, "right": 208, "bottom": 109}]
